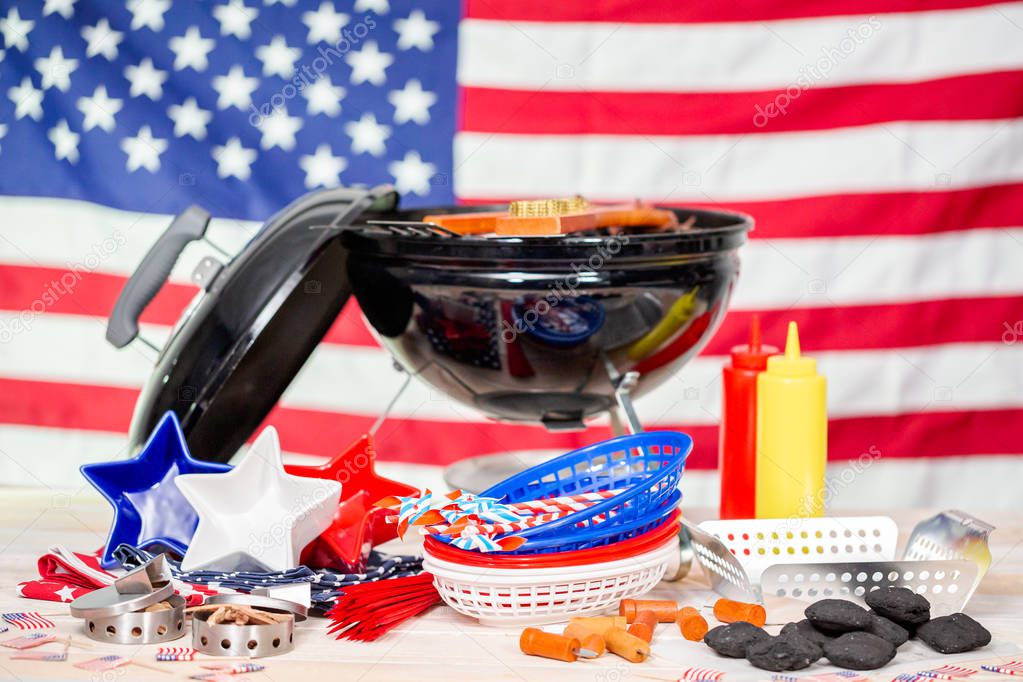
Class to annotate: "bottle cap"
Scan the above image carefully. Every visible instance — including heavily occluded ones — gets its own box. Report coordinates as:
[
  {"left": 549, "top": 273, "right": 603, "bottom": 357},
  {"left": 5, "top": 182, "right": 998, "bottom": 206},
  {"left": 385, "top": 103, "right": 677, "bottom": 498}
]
[
  {"left": 730, "top": 314, "right": 778, "bottom": 370},
  {"left": 765, "top": 321, "right": 817, "bottom": 377},
  {"left": 673, "top": 287, "right": 699, "bottom": 318}
]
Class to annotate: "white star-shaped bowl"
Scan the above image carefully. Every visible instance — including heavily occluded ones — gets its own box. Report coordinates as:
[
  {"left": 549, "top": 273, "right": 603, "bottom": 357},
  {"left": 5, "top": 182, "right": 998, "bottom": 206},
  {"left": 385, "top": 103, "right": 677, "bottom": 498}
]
[{"left": 176, "top": 426, "right": 341, "bottom": 572}]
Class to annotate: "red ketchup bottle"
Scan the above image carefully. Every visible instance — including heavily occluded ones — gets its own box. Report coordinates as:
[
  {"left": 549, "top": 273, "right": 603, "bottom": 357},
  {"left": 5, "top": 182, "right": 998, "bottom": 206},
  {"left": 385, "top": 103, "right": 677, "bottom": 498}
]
[{"left": 719, "top": 315, "right": 778, "bottom": 519}]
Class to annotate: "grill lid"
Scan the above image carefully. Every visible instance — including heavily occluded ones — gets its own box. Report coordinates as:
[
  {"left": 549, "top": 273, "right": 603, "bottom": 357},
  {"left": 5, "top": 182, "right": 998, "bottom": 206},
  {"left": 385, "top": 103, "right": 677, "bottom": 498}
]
[{"left": 113, "top": 186, "right": 398, "bottom": 462}]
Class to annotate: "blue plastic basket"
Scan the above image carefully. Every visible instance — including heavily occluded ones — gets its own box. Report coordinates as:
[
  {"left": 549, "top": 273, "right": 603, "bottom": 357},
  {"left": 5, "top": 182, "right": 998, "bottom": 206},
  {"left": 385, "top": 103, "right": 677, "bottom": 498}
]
[{"left": 465, "top": 431, "right": 691, "bottom": 554}]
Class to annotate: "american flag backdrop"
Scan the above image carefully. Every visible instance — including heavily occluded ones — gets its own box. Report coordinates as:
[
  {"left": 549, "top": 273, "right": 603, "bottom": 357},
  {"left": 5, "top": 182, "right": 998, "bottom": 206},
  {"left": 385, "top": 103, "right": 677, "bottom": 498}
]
[{"left": 0, "top": 0, "right": 1021, "bottom": 508}]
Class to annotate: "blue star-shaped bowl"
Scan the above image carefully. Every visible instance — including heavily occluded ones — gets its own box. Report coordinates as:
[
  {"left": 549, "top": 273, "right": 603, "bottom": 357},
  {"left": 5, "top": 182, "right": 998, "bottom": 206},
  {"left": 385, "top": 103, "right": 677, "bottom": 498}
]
[{"left": 81, "top": 411, "right": 231, "bottom": 568}]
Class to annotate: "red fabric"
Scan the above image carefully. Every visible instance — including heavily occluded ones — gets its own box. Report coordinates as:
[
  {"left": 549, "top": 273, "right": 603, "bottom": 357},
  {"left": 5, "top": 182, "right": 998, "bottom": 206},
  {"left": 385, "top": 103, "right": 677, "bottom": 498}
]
[{"left": 17, "top": 546, "right": 217, "bottom": 606}]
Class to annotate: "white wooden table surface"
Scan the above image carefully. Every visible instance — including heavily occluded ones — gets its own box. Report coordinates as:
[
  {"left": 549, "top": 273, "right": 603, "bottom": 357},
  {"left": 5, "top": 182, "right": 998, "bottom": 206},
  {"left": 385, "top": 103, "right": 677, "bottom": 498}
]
[{"left": 1, "top": 488, "right": 1021, "bottom": 681}]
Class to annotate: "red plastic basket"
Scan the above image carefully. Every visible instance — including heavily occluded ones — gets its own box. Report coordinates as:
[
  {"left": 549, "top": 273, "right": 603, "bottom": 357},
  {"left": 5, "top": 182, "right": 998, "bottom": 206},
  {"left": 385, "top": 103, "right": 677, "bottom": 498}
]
[{"left": 423, "top": 510, "right": 681, "bottom": 568}]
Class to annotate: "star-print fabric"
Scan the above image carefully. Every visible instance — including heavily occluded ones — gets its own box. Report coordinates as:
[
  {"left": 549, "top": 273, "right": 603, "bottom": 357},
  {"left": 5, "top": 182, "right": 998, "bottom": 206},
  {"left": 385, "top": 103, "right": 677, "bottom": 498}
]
[
  {"left": 16, "top": 544, "right": 220, "bottom": 606},
  {"left": 114, "top": 545, "right": 424, "bottom": 613}
]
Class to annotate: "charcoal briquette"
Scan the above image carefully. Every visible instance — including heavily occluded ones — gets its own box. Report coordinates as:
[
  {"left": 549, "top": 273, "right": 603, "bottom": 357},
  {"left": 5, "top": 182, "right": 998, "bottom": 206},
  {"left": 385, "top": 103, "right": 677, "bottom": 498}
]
[
  {"left": 865, "top": 586, "right": 931, "bottom": 628},
  {"left": 823, "top": 631, "right": 897, "bottom": 670},
  {"left": 866, "top": 613, "right": 909, "bottom": 647},
  {"left": 781, "top": 619, "right": 835, "bottom": 647},
  {"left": 916, "top": 612, "right": 991, "bottom": 654},
  {"left": 704, "top": 621, "right": 770, "bottom": 658},
  {"left": 746, "top": 631, "right": 823, "bottom": 672},
  {"left": 805, "top": 599, "right": 872, "bottom": 634}
]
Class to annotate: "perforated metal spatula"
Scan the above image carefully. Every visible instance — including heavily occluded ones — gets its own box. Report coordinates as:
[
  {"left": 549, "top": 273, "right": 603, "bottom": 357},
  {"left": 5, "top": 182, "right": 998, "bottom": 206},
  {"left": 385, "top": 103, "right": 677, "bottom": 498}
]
[
  {"left": 687, "top": 509, "right": 994, "bottom": 615},
  {"left": 903, "top": 509, "right": 994, "bottom": 602}
]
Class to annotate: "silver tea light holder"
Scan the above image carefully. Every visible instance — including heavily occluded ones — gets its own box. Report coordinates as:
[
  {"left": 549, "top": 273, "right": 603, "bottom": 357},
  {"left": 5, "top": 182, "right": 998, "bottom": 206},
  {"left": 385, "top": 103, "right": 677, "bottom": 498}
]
[
  {"left": 69, "top": 554, "right": 187, "bottom": 644},
  {"left": 192, "top": 590, "right": 308, "bottom": 659}
]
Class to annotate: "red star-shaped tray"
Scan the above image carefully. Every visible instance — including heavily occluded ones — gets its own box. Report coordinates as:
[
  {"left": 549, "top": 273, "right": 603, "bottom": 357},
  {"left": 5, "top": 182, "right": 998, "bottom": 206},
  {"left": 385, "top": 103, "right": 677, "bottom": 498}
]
[{"left": 285, "top": 433, "right": 417, "bottom": 571}]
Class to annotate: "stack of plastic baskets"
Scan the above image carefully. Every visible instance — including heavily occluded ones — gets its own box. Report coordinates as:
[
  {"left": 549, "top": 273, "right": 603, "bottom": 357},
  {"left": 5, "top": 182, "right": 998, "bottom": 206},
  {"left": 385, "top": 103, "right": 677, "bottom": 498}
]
[{"left": 423, "top": 431, "right": 691, "bottom": 625}]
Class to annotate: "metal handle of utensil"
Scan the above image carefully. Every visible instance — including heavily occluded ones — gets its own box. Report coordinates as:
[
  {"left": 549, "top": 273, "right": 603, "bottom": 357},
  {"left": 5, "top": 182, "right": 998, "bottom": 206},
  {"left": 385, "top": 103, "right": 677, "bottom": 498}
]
[
  {"left": 602, "top": 354, "right": 695, "bottom": 581},
  {"left": 106, "top": 205, "right": 212, "bottom": 349}
]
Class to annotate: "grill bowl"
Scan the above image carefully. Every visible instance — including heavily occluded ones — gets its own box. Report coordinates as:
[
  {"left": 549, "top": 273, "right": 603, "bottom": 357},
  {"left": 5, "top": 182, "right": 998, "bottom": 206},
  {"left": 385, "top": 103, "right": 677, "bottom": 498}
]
[{"left": 343, "top": 206, "right": 752, "bottom": 429}]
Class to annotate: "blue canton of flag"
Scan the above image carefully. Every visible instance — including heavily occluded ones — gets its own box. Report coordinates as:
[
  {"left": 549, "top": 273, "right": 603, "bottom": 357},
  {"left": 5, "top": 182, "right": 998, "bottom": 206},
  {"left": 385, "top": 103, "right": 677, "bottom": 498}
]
[{"left": 0, "top": 0, "right": 458, "bottom": 220}]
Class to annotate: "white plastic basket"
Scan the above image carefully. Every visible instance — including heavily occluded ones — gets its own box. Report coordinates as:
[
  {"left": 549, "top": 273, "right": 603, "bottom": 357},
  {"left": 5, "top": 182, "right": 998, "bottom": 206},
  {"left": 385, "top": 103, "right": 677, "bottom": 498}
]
[{"left": 423, "top": 538, "right": 677, "bottom": 626}]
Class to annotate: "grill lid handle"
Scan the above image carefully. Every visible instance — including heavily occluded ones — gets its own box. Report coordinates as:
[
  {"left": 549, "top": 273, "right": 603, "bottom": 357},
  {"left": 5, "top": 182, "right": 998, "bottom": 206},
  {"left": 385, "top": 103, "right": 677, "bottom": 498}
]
[{"left": 106, "top": 205, "right": 211, "bottom": 349}]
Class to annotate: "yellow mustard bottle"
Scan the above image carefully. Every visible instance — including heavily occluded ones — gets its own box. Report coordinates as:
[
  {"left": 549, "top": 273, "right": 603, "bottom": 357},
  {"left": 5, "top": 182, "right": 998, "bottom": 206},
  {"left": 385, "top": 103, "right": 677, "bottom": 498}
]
[{"left": 754, "top": 321, "right": 827, "bottom": 518}]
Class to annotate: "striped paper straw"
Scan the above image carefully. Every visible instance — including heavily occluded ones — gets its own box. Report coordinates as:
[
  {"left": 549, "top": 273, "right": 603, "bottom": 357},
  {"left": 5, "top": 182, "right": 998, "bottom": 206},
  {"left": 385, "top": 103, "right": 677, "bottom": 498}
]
[
  {"left": 440, "top": 512, "right": 571, "bottom": 536},
  {"left": 395, "top": 491, "right": 623, "bottom": 528},
  {"left": 508, "top": 489, "right": 622, "bottom": 514}
]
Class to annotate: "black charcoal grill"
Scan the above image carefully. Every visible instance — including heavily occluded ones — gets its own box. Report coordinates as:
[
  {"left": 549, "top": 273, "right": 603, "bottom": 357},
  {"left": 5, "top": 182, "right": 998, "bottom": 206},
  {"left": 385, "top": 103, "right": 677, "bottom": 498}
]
[{"left": 108, "top": 186, "right": 751, "bottom": 463}]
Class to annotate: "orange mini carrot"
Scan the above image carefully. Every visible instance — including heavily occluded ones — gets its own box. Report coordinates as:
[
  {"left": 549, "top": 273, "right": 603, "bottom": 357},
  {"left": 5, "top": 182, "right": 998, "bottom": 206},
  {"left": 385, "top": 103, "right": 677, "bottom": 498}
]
[
  {"left": 562, "top": 622, "right": 605, "bottom": 657},
  {"left": 569, "top": 616, "right": 626, "bottom": 635},
  {"left": 620, "top": 599, "right": 677, "bottom": 623},
  {"left": 603, "top": 627, "right": 650, "bottom": 663},
  {"left": 520, "top": 628, "right": 579, "bottom": 663},
  {"left": 627, "top": 610, "right": 658, "bottom": 643},
  {"left": 676, "top": 606, "right": 709, "bottom": 641},
  {"left": 712, "top": 598, "right": 766, "bottom": 627}
]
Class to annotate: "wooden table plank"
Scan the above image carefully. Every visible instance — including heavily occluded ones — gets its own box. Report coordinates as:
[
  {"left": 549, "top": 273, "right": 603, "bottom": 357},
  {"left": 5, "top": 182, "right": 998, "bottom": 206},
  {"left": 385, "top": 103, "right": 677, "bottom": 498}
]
[{"left": 0, "top": 489, "right": 1021, "bottom": 681}]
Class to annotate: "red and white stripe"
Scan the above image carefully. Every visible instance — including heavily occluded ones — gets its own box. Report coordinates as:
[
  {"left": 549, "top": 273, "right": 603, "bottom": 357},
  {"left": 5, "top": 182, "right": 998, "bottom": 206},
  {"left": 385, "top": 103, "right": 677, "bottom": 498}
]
[
  {"left": 16, "top": 545, "right": 223, "bottom": 607},
  {"left": 811, "top": 675, "right": 869, "bottom": 682},
  {"left": 1, "top": 633, "right": 56, "bottom": 649},
  {"left": 679, "top": 667, "right": 725, "bottom": 681},
  {"left": 1, "top": 1, "right": 1022, "bottom": 510},
  {"left": 9, "top": 650, "right": 67, "bottom": 662},
  {"left": 437, "top": 512, "right": 571, "bottom": 537},
  {"left": 74, "top": 655, "right": 131, "bottom": 671},
  {"left": 199, "top": 662, "right": 266, "bottom": 674},
  {"left": 917, "top": 665, "right": 978, "bottom": 678},
  {"left": 452, "top": 0, "right": 1023, "bottom": 507},
  {"left": 509, "top": 490, "right": 620, "bottom": 514},
  {"left": 1, "top": 613, "right": 55, "bottom": 631},
  {"left": 155, "top": 647, "right": 197, "bottom": 662},
  {"left": 982, "top": 662, "right": 1023, "bottom": 676}
]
